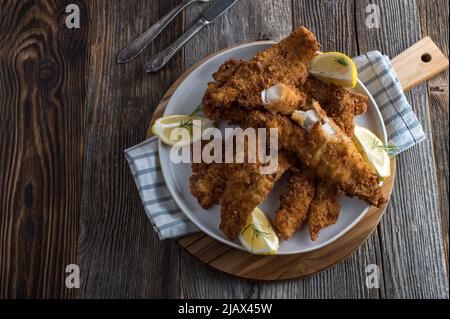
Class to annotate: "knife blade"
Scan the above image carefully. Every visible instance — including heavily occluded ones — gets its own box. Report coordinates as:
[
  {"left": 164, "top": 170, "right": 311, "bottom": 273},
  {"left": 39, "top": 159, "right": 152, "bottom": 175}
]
[
  {"left": 203, "top": 0, "right": 239, "bottom": 23},
  {"left": 145, "top": 0, "right": 239, "bottom": 72}
]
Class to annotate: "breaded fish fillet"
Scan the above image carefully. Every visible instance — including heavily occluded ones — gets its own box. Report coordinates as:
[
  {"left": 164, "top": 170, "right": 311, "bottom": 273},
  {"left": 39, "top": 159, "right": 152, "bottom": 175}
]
[
  {"left": 301, "top": 101, "right": 385, "bottom": 207},
  {"left": 274, "top": 173, "right": 340, "bottom": 242},
  {"left": 190, "top": 161, "right": 227, "bottom": 209},
  {"left": 307, "top": 180, "right": 341, "bottom": 241},
  {"left": 193, "top": 26, "right": 381, "bottom": 242},
  {"left": 223, "top": 104, "right": 385, "bottom": 207},
  {"left": 300, "top": 81, "right": 368, "bottom": 240},
  {"left": 253, "top": 26, "right": 320, "bottom": 86},
  {"left": 190, "top": 140, "right": 228, "bottom": 209},
  {"left": 257, "top": 78, "right": 368, "bottom": 240},
  {"left": 303, "top": 77, "right": 368, "bottom": 136},
  {"left": 261, "top": 83, "right": 308, "bottom": 115},
  {"left": 282, "top": 81, "right": 368, "bottom": 240},
  {"left": 203, "top": 27, "right": 319, "bottom": 119},
  {"left": 272, "top": 169, "right": 316, "bottom": 240},
  {"left": 220, "top": 152, "right": 293, "bottom": 240}
]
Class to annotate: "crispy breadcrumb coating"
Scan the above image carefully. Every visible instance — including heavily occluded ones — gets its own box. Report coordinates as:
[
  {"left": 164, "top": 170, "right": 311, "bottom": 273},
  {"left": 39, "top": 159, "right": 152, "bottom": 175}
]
[{"left": 272, "top": 169, "right": 316, "bottom": 240}]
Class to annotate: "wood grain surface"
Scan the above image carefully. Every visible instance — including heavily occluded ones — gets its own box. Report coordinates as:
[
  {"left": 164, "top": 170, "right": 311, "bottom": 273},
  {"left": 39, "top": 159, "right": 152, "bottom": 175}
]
[
  {"left": 0, "top": 0, "right": 448, "bottom": 298},
  {"left": 355, "top": 0, "right": 448, "bottom": 298},
  {"left": 0, "top": 0, "right": 89, "bottom": 298}
]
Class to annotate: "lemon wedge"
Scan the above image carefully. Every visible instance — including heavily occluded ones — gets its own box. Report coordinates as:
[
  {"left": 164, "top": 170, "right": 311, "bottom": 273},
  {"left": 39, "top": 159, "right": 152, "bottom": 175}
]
[
  {"left": 309, "top": 52, "right": 358, "bottom": 88},
  {"left": 239, "top": 207, "right": 279, "bottom": 255},
  {"left": 353, "top": 125, "right": 391, "bottom": 179},
  {"left": 151, "top": 114, "right": 215, "bottom": 146}
]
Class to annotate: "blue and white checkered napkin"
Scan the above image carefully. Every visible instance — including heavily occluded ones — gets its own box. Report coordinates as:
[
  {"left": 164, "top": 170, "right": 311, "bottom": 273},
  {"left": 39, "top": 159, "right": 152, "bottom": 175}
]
[
  {"left": 125, "top": 50, "right": 426, "bottom": 239},
  {"left": 125, "top": 138, "right": 198, "bottom": 239},
  {"left": 353, "top": 51, "right": 426, "bottom": 154}
]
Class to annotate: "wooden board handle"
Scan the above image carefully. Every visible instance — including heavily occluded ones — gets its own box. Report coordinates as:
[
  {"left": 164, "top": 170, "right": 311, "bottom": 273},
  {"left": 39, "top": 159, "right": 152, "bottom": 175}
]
[{"left": 391, "top": 37, "right": 449, "bottom": 92}]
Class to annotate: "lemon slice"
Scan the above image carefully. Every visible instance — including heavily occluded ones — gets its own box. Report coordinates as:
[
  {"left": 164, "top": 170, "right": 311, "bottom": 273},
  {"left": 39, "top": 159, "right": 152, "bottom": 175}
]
[
  {"left": 151, "top": 115, "right": 215, "bottom": 146},
  {"left": 309, "top": 52, "right": 358, "bottom": 88},
  {"left": 239, "top": 207, "right": 279, "bottom": 255},
  {"left": 353, "top": 125, "right": 391, "bottom": 178}
]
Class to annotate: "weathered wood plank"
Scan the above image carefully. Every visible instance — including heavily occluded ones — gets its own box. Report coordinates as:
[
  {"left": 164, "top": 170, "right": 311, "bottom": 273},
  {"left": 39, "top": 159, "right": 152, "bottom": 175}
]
[
  {"left": 1, "top": 0, "right": 445, "bottom": 299},
  {"left": 183, "top": 0, "right": 294, "bottom": 70},
  {"left": 356, "top": 0, "right": 449, "bottom": 298},
  {"left": 0, "top": 0, "right": 89, "bottom": 298},
  {"left": 289, "top": 0, "right": 383, "bottom": 299},
  {"left": 179, "top": 0, "right": 294, "bottom": 298},
  {"left": 418, "top": 0, "right": 449, "bottom": 271},
  {"left": 77, "top": 0, "right": 184, "bottom": 298}
]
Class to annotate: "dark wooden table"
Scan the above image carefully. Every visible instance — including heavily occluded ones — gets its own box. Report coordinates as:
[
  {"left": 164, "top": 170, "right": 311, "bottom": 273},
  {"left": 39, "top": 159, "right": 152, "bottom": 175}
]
[{"left": 0, "top": 0, "right": 448, "bottom": 299}]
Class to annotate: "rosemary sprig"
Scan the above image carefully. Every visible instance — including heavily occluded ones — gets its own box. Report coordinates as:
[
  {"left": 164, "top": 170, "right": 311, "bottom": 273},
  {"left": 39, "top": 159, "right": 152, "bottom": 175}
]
[
  {"left": 335, "top": 56, "right": 349, "bottom": 66},
  {"left": 372, "top": 139, "right": 399, "bottom": 157}
]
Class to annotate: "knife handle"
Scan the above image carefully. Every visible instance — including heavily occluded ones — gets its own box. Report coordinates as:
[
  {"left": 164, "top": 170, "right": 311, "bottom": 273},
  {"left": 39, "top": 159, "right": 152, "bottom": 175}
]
[
  {"left": 117, "top": 0, "right": 199, "bottom": 63},
  {"left": 145, "top": 19, "right": 208, "bottom": 72}
]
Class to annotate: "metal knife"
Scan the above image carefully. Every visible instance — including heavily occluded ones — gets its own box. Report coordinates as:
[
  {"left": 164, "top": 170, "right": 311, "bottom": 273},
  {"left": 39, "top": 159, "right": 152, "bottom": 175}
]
[
  {"left": 145, "top": 0, "right": 239, "bottom": 72},
  {"left": 117, "top": 0, "right": 211, "bottom": 64}
]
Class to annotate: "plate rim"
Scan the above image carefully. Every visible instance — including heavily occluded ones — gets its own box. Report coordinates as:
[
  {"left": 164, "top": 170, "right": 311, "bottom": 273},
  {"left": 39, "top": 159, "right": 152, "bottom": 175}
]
[{"left": 158, "top": 41, "right": 387, "bottom": 255}]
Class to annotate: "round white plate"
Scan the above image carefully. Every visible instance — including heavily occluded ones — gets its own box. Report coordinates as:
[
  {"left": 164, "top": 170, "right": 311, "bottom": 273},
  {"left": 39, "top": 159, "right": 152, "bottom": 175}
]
[{"left": 159, "top": 42, "right": 387, "bottom": 255}]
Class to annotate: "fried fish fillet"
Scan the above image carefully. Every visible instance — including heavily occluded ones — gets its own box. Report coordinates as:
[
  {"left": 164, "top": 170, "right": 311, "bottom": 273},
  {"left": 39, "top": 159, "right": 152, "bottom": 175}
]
[
  {"left": 261, "top": 83, "right": 308, "bottom": 115},
  {"left": 300, "top": 80, "right": 369, "bottom": 239},
  {"left": 303, "top": 77, "right": 368, "bottom": 136},
  {"left": 194, "top": 26, "right": 381, "bottom": 242},
  {"left": 307, "top": 180, "right": 341, "bottom": 241},
  {"left": 190, "top": 161, "right": 227, "bottom": 209},
  {"left": 278, "top": 80, "right": 369, "bottom": 240},
  {"left": 300, "top": 101, "right": 385, "bottom": 207},
  {"left": 189, "top": 139, "right": 295, "bottom": 240},
  {"left": 265, "top": 77, "right": 369, "bottom": 240},
  {"left": 253, "top": 26, "right": 320, "bottom": 86},
  {"left": 189, "top": 140, "right": 228, "bottom": 209},
  {"left": 224, "top": 103, "right": 385, "bottom": 207},
  {"left": 203, "top": 27, "right": 319, "bottom": 119},
  {"left": 274, "top": 172, "right": 341, "bottom": 241},
  {"left": 220, "top": 152, "right": 293, "bottom": 240},
  {"left": 272, "top": 169, "right": 316, "bottom": 240}
]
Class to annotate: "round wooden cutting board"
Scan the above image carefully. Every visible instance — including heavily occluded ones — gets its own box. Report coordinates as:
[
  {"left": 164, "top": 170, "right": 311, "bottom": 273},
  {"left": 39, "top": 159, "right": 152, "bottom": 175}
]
[
  {"left": 145, "top": 45, "right": 397, "bottom": 281},
  {"left": 144, "top": 35, "right": 448, "bottom": 281}
]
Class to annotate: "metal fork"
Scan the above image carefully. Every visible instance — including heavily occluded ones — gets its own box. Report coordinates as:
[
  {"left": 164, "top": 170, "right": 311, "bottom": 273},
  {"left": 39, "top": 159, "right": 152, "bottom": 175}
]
[{"left": 117, "top": 0, "right": 211, "bottom": 63}]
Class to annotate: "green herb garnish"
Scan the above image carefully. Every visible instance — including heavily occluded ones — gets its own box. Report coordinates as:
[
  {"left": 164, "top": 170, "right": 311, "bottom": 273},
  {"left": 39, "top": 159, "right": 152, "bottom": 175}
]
[
  {"left": 178, "top": 118, "right": 203, "bottom": 129},
  {"left": 178, "top": 119, "right": 193, "bottom": 129},
  {"left": 372, "top": 139, "right": 399, "bottom": 158},
  {"left": 240, "top": 223, "right": 272, "bottom": 252},
  {"left": 335, "top": 57, "right": 349, "bottom": 66},
  {"left": 241, "top": 223, "right": 272, "bottom": 239},
  {"left": 188, "top": 104, "right": 203, "bottom": 117},
  {"left": 178, "top": 105, "right": 204, "bottom": 129}
]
